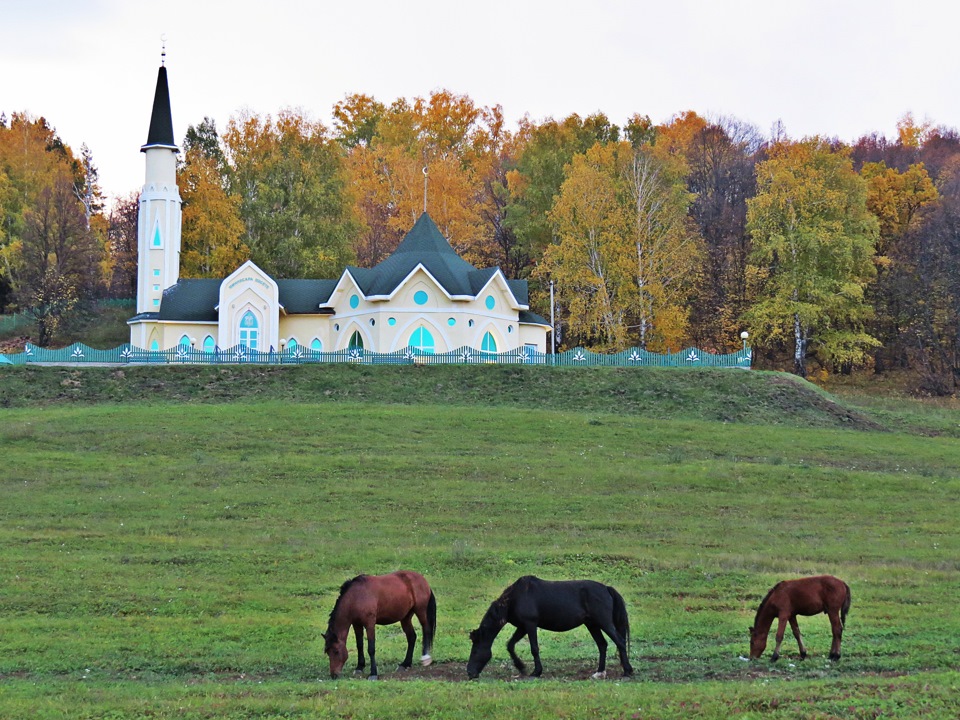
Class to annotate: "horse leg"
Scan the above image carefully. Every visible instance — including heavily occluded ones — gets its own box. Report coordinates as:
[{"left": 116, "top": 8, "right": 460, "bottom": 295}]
[
  {"left": 505, "top": 626, "right": 528, "bottom": 675},
  {"left": 397, "top": 615, "right": 416, "bottom": 670},
  {"left": 789, "top": 617, "right": 807, "bottom": 660},
  {"left": 413, "top": 602, "right": 433, "bottom": 665},
  {"left": 527, "top": 626, "right": 544, "bottom": 678},
  {"left": 827, "top": 609, "right": 843, "bottom": 661},
  {"left": 595, "top": 615, "right": 632, "bottom": 677},
  {"left": 365, "top": 623, "right": 378, "bottom": 680},
  {"left": 586, "top": 624, "right": 608, "bottom": 679},
  {"left": 771, "top": 617, "right": 788, "bottom": 661},
  {"left": 353, "top": 622, "right": 366, "bottom": 674}
]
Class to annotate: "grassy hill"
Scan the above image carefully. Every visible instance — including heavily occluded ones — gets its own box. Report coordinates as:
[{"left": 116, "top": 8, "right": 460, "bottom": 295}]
[
  {"left": 1, "top": 364, "right": 883, "bottom": 430},
  {"left": 2, "top": 366, "right": 959, "bottom": 718}
]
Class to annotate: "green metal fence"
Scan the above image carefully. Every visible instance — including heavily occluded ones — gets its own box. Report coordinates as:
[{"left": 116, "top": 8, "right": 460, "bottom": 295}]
[
  {"left": 0, "top": 313, "right": 31, "bottom": 334},
  {"left": 1, "top": 341, "right": 752, "bottom": 368}
]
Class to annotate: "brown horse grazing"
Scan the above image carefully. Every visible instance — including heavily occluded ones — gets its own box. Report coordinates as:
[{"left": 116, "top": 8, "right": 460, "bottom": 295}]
[
  {"left": 749, "top": 575, "right": 851, "bottom": 662},
  {"left": 322, "top": 570, "right": 436, "bottom": 680}
]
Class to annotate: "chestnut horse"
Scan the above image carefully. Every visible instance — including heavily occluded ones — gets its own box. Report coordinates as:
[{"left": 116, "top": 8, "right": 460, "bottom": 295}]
[
  {"left": 467, "top": 575, "right": 632, "bottom": 679},
  {"left": 322, "top": 570, "right": 436, "bottom": 680},
  {"left": 749, "top": 575, "right": 851, "bottom": 661}
]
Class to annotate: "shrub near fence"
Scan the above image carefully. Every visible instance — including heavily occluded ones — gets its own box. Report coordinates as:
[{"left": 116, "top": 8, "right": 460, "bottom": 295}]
[{"left": 0, "top": 342, "right": 752, "bottom": 368}]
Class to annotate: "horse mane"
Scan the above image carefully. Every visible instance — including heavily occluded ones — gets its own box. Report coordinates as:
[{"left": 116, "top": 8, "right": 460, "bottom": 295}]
[
  {"left": 753, "top": 582, "right": 781, "bottom": 626},
  {"left": 475, "top": 579, "right": 518, "bottom": 636},
  {"left": 324, "top": 575, "right": 368, "bottom": 645}
]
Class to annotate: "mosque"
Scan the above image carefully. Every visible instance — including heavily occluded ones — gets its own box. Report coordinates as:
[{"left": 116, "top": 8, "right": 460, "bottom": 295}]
[{"left": 127, "top": 64, "right": 551, "bottom": 356}]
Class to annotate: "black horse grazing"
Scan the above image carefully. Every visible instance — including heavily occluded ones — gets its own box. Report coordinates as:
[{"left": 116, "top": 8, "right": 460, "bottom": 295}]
[{"left": 467, "top": 576, "right": 633, "bottom": 679}]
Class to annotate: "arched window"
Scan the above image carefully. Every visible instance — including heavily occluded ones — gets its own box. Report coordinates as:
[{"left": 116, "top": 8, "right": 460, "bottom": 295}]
[
  {"left": 409, "top": 326, "right": 435, "bottom": 354},
  {"left": 202, "top": 335, "right": 215, "bottom": 353},
  {"left": 481, "top": 331, "right": 497, "bottom": 354},
  {"left": 287, "top": 338, "right": 298, "bottom": 351},
  {"left": 239, "top": 310, "right": 259, "bottom": 350},
  {"left": 179, "top": 335, "right": 191, "bottom": 347},
  {"left": 349, "top": 330, "right": 364, "bottom": 350},
  {"left": 150, "top": 340, "right": 160, "bottom": 351},
  {"left": 311, "top": 338, "right": 322, "bottom": 351}
]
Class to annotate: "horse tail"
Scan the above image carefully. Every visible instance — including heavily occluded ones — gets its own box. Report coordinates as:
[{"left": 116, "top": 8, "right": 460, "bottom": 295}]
[
  {"left": 608, "top": 586, "right": 630, "bottom": 658},
  {"left": 841, "top": 582, "right": 852, "bottom": 628},
  {"left": 425, "top": 591, "right": 437, "bottom": 654}
]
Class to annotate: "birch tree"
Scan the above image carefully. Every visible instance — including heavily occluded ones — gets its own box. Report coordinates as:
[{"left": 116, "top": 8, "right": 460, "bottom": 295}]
[{"left": 746, "top": 138, "right": 879, "bottom": 376}]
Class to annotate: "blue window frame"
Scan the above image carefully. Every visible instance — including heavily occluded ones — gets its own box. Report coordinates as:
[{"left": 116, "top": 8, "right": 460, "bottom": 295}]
[
  {"left": 239, "top": 310, "right": 259, "bottom": 350},
  {"left": 409, "top": 326, "right": 435, "bottom": 354},
  {"left": 203, "top": 335, "right": 215, "bottom": 353},
  {"left": 311, "top": 338, "right": 322, "bottom": 351},
  {"left": 481, "top": 331, "right": 497, "bottom": 354},
  {"left": 349, "top": 330, "right": 364, "bottom": 350}
]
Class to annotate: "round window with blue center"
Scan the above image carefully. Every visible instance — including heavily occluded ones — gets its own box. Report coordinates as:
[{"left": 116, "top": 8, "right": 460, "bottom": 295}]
[
  {"left": 350, "top": 294, "right": 359, "bottom": 309},
  {"left": 414, "top": 290, "right": 429, "bottom": 305},
  {"left": 485, "top": 295, "right": 495, "bottom": 310}
]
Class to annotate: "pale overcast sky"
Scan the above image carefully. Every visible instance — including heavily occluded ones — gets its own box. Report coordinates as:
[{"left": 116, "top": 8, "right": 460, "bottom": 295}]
[{"left": 3, "top": 0, "right": 958, "bottom": 204}]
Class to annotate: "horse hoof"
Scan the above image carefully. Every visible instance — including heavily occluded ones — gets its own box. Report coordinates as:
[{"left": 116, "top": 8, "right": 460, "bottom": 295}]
[
  {"left": 421, "top": 654, "right": 432, "bottom": 666},
  {"left": 367, "top": 675, "right": 378, "bottom": 681},
  {"left": 800, "top": 652, "right": 807, "bottom": 660},
  {"left": 770, "top": 654, "right": 779, "bottom": 662},
  {"left": 396, "top": 664, "right": 410, "bottom": 672},
  {"left": 829, "top": 653, "right": 840, "bottom": 662},
  {"left": 591, "top": 671, "right": 607, "bottom": 680}
]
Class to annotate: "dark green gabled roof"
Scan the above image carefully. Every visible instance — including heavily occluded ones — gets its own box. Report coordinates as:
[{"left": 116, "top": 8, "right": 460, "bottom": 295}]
[
  {"left": 158, "top": 279, "right": 219, "bottom": 321},
  {"left": 276, "top": 279, "right": 337, "bottom": 312},
  {"left": 347, "top": 214, "right": 523, "bottom": 302},
  {"left": 519, "top": 310, "right": 550, "bottom": 326},
  {"left": 155, "top": 277, "right": 337, "bottom": 321}
]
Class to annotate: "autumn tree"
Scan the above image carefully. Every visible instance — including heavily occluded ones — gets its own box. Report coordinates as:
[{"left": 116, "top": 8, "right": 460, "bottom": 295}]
[
  {"left": 336, "top": 90, "right": 503, "bottom": 268},
  {"left": 223, "top": 109, "right": 357, "bottom": 278},
  {"left": 539, "top": 141, "right": 702, "bottom": 351},
  {"left": 901, "top": 157, "right": 960, "bottom": 393},
  {"left": 16, "top": 170, "right": 103, "bottom": 344},
  {"left": 541, "top": 143, "right": 632, "bottom": 349},
  {"left": 623, "top": 146, "right": 703, "bottom": 350},
  {"left": 105, "top": 192, "right": 139, "bottom": 298},
  {"left": 746, "top": 138, "right": 879, "bottom": 376},
  {"left": 680, "top": 117, "right": 763, "bottom": 350},
  {"left": 179, "top": 136, "right": 248, "bottom": 278},
  {"left": 0, "top": 113, "right": 109, "bottom": 330},
  {"left": 506, "top": 113, "right": 620, "bottom": 277}
]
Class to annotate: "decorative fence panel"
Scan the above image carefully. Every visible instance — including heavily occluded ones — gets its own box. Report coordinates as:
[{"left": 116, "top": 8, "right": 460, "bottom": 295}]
[{"left": 1, "top": 342, "right": 752, "bottom": 368}]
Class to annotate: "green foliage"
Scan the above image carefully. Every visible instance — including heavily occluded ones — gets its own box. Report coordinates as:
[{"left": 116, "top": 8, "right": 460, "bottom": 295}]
[
  {"left": 223, "top": 110, "right": 358, "bottom": 278},
  {"left": 505, "top": 113, "right": 620, "bottom": 275},
  {"left": 746, "top": 138, "right": 880, "bottom": 375}
]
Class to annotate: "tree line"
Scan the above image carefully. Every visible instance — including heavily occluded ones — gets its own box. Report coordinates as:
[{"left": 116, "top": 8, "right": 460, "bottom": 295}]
[{"left": 2, "top": 101, "right": 959, "bottom": 392}]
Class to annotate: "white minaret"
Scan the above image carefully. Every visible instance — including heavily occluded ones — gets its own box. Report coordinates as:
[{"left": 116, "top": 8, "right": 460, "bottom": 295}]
[{"left": 136, "top": 52, "right": 181, "bottom": 315}]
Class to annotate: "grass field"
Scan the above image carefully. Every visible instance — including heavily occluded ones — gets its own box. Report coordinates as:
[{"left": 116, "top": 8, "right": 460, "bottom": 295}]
[{"left": 1, "top": 366, "right": 959, "bottom": 718}]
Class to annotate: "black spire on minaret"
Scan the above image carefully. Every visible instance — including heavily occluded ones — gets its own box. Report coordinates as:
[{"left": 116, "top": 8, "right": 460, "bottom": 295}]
[{"left": 141, "top": 64, "right": 177, "bottom": 152}]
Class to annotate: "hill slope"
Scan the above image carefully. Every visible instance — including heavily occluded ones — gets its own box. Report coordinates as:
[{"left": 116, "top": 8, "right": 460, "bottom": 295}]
[{"left": 1, "top": 364, "right": 880, "bottom": 430}]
